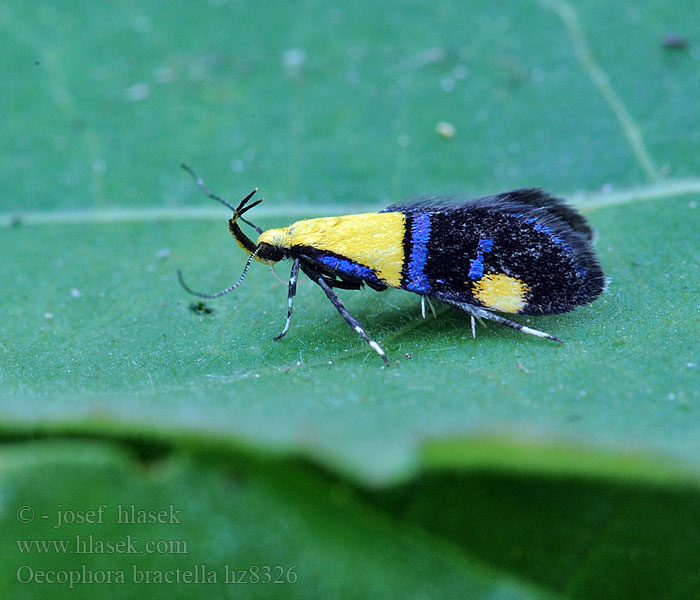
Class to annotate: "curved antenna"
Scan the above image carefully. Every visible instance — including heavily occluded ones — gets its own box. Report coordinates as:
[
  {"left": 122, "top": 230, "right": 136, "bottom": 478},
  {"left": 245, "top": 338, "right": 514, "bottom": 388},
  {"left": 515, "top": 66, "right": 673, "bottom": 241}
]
[
  {"left": 180, "top": 163, "right": 264, "bottom": 234},
  {"left": 178, "top": 246, "right": 261, "bottom": 299}
]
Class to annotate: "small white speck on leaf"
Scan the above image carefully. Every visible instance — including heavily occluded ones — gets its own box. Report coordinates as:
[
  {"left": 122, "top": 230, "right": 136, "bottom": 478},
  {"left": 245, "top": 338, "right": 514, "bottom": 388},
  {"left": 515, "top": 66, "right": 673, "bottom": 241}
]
[
  {"left": 440, "top": 77, "right": 455, "bottom": 92},
  {"left": 411, "top": 47, "right": 445, "bottom": 68},
  {"left": 531, "top": 67, "right": 545, "bottom": 82},
  {"left": 131, "top": 15, "right": 151, "bottom": 33},
  {"left": 282, "top": 48, "right": 306, "bottom": 73},
  {"left": 92, "top": 158, "right": 106, "bottom": 174},
  {"left": 155, "top": 66, "right": 176, "bottom": 84},
  {"left": 453, "top": 65, "right": 468, "bottom": 79},
  {"left": 125, "top": 82, "right": 150, "bottom": 102},
  {"left": 435, "top": 121, "right": 456, "bottom": 139}
]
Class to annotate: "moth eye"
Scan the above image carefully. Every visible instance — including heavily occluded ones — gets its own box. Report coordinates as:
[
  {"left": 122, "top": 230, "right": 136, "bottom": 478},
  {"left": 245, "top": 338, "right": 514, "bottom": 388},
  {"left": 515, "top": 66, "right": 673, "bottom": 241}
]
[{"left": 259, "top": 243, "right": 285, "bottom": 263}]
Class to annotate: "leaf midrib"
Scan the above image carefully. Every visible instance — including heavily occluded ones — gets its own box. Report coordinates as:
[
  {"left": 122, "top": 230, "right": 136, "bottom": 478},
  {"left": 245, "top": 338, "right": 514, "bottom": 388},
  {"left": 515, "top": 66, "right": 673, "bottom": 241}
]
[{"left": 2, "top": 177, "right": 700, "bottom": 228}]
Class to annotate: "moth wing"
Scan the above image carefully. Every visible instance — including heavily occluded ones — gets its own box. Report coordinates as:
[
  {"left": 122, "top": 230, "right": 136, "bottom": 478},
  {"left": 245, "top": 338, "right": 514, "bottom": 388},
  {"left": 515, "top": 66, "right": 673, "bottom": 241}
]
[{"left": 383, "top": 189, "right": 593, "bottom": 240}]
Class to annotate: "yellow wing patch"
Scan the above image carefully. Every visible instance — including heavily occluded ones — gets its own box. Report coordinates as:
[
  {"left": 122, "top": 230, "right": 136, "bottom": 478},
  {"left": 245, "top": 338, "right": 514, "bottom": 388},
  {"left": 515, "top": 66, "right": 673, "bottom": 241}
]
[
  {"left": 258, "top": 212, "right": 406, "bottom": 287},
  {"left": 472, "top": 273, "right": 530, "bottom": 313}
]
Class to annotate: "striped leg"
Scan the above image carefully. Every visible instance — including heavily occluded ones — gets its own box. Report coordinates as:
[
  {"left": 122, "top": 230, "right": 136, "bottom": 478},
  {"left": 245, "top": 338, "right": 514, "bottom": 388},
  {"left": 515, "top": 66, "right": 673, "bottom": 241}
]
[
  {"left": 446, "top": 300, "right": 563, "bottom": 343},
  {"left": 315, "top": 277, "right": 391, "bottom": 367},
  {"left": 273, "top": 259, "right": 300, "bottom": 341}
]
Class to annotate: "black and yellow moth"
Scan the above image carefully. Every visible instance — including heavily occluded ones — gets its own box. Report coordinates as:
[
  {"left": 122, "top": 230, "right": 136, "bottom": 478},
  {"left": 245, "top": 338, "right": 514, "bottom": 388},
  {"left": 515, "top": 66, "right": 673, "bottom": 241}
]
[{"left": 179, "top": 165, "right": 605, "bottom": 366}]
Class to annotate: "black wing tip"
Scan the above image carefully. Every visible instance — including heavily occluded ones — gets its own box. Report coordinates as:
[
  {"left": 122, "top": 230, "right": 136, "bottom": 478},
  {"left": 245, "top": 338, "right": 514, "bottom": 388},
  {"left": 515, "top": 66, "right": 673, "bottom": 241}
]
[{"left": 498, "top": 188, "right": 595, "bottom": 241}]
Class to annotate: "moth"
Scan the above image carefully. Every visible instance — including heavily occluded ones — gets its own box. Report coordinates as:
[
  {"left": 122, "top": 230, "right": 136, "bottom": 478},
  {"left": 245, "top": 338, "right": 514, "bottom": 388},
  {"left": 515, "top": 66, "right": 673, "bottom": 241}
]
[{"left": 179, "top": 165, "right": 605, "bottom": 366}]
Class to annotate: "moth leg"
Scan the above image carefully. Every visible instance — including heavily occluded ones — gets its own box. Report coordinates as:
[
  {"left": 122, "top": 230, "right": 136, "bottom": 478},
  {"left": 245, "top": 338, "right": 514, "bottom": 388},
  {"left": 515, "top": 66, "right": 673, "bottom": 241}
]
[
  {"left": 426, "top": 296, "right": 437, "bottom": 318},
  {"left": 446, "top": 300, "right": 563, "bottom": 343},
  {"left": 471, "top": 315, "right": 476, "bottom": 339},
  {"left": 315, "top": 277, "right": 391, "bottom": 367},
  {"left": 420, "top": 296, "right": 437, "bottom": 319},
  {"left": 273, "top": 258, "right": 300, "bottom": 341},
  {"left": 479, "top": 310, "right": 563, "bottom": 343}
]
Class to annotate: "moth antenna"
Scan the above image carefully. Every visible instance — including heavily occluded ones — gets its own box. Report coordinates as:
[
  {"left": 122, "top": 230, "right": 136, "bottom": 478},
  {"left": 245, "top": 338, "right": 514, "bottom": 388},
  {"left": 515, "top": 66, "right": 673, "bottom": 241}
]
[
  {"left": 181, "top": 163, "right": 237, "bottom": 212},
  {"left": 240, "top": 216, "right": 263, "bottom": 235},
  {"left": 178, "top": 246, "right": 261, "bottom": 299},
  {"left": 181, "top": 163, "right": 264, "bottom": 233},
  {"left": 239, "top": 198, "right": 264, "bottom": 234}
]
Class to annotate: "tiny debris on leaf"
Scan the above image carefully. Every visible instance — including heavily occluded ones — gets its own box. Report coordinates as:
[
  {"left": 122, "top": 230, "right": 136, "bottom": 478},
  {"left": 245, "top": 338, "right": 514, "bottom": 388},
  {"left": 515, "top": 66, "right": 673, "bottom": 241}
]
[
  {"left": 435, "top": 121, "right": 456, "bottom": 138},
  {"left": 189, "top": 301, "right": 214, "bottom": 315},
  {"left": 662, "top": 33, "right": 688, "bottom": 49},
  {"left": 516, "top": 360, "right": 532, "bottom": 374}
]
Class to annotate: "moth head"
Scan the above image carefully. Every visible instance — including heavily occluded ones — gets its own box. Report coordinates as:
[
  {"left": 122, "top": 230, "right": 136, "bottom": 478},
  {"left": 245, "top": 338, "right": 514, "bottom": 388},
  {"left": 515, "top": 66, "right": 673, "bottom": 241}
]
[
  {"left": 179, "top": 164, "right": 285, "bottom": 298},
  {"left": 254, "top": 227, "right": 292, "bottom": 264}
]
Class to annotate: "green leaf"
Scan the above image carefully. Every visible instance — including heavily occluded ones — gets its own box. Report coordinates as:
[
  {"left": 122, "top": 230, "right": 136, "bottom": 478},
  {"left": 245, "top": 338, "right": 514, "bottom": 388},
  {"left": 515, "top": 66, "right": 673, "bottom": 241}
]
[
  {"left": 2, "top": 194, "right": 698, "bottom": 485},
  {"left": 372, "top": 468, "right": 700, "bottom": 599},
  {"left": 1, "top": 440, "right": 552, "bottom": 599},
  {"left": 2, "top": 0, "right": 699, "bottom": 598}
]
